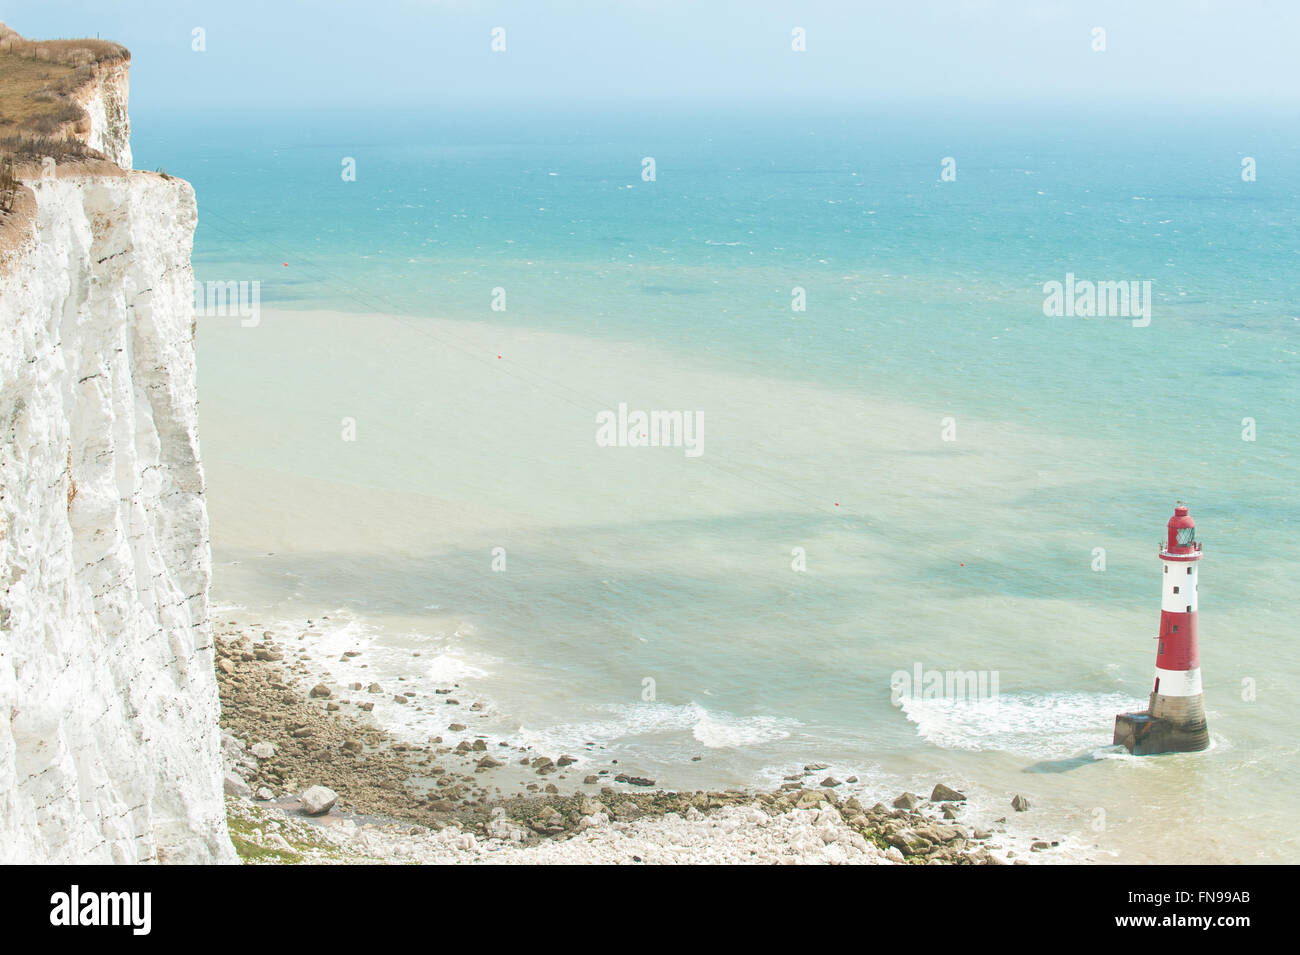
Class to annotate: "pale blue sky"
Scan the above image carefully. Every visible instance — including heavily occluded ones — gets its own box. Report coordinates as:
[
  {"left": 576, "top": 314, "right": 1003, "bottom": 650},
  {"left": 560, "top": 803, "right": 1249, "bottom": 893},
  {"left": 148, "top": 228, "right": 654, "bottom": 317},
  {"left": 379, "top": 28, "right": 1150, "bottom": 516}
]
[{"left": 2, "top": 1, "right": 1298, "bottom": 113}]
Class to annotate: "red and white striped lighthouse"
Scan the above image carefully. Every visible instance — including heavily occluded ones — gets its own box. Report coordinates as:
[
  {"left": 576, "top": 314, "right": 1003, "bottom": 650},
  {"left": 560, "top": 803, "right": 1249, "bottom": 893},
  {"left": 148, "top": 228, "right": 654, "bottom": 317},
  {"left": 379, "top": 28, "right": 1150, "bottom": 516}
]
[{"left": 1113, "top": 504, "right": 1210, "bottom": 754}]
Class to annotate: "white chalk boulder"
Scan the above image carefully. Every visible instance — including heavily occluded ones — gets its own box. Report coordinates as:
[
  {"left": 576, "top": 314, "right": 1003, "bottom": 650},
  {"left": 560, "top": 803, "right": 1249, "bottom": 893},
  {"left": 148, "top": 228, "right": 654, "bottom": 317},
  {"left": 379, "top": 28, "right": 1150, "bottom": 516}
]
[
  {"left": 223, "top": 771, "right": 252, "bottom": 799},
  {"left": 300, "top": 786, "right": 338, "bottom": 816}
]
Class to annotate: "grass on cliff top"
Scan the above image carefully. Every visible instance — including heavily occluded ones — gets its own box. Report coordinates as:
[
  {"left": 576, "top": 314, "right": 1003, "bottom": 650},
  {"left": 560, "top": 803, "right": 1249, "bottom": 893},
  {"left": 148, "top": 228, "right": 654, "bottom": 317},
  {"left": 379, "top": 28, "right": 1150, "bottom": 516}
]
[
  {"left": 0, "top": 26, "right": 128, "bottom": 142},
  {"left": 0, "top": 134, "right": 95, "bottom": 163},
  {"left": 0, "top": 31, "right": 122, "bottom": 209},
  {"left": 0, "top": 54, "right": 83, "bottom": 132},
  {"left": 0, "top": 21, "right": 128, "bottom": 67}
]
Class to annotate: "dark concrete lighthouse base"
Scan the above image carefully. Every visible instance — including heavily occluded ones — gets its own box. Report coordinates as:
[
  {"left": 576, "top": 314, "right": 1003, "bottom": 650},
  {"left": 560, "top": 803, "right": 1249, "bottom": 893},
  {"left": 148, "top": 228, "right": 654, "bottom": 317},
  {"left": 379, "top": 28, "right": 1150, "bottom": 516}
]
[{"left": 1113, "top": 695, "right": 1210, "bottom": 755}]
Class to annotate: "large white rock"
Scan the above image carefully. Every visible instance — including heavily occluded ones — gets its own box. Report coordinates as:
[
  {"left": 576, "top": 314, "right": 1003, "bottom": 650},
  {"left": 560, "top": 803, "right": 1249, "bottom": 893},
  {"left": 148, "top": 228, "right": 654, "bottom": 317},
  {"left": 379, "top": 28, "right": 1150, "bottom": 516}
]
[
  {"left": 300, "top": 786, "right": 338, "bottom": 816},
  {"left": 223, "top": 772, "right": 252, "bottom": 799},
  {"left": 0, "top": 56, "right": 233, "bottom": 864}
]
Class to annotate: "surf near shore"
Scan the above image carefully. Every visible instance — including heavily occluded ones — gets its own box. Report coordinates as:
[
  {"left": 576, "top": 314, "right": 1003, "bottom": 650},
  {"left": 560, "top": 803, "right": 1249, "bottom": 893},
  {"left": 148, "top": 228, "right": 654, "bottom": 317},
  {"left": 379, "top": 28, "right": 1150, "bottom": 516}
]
[{"left": 213, "top": 616, "right": 1079, "bottom": 864}]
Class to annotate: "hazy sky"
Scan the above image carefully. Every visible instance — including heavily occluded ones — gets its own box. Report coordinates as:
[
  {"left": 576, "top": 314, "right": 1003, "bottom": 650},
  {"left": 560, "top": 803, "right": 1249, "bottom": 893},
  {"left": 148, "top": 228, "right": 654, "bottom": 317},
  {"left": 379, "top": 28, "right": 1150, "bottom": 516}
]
[{"left": 2, "top": 1, "right": 1298, "bottom": 113}]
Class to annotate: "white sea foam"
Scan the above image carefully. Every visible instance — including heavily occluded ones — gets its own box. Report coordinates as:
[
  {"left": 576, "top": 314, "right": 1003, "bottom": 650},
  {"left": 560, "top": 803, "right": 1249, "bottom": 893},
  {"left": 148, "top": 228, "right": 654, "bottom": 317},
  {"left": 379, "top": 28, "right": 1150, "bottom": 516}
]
[
  {"left": 692, "top": 709, "right": 795, "bottom": 748},
  {"left": 900, "top": 691, "right": 1146, "bottom": 759},
  {"left": 508, "top": 701, "right": 798, "bottom": 756},
  {"left": 265, "top": 608, "right": 501, "bottom": 741},
  {"left": 290, "top": 611, "right": 379, "bottom": 655},
  {"left": 423, "top": 651, "right": 490, "bottom": 683}
]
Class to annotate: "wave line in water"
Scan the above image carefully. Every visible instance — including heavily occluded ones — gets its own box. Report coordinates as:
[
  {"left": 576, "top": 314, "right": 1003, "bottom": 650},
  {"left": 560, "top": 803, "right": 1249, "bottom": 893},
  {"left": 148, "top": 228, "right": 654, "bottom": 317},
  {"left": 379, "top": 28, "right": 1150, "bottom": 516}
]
[
  {"left": 900, "top": 691, "right": 1146, "bottom": 759},
  {"left": 509, "top": 701, "right": 800, "bottom": 755}
]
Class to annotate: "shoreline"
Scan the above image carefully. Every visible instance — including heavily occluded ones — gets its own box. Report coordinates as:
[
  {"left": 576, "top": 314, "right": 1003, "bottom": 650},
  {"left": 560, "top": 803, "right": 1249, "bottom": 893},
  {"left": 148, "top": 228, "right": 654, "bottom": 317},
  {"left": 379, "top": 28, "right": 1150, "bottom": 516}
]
[{"left": 215, "top": 616, "right": 1077, "bottom": 864}]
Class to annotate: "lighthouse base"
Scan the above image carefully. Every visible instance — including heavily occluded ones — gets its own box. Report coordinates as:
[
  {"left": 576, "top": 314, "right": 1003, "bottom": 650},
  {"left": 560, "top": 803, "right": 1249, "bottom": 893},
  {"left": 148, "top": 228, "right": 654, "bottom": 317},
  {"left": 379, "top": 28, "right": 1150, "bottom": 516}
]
[{"left": 1113, "top": 711, "right": 1209, "bottom": 755}]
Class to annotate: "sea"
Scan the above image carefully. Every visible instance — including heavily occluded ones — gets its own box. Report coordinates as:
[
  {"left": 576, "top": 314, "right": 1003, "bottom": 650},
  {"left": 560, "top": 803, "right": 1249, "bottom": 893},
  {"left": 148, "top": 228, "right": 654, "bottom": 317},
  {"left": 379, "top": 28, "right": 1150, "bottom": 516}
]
[{"left": 133, "top": 101, "right": 1300, "bottom": 862}]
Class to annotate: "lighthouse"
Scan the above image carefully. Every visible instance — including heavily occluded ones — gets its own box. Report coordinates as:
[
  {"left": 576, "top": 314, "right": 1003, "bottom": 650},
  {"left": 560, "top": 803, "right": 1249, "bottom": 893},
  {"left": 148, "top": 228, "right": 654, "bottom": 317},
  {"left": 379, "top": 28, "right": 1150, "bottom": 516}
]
[{"left": 1113, "top": 504, "right": 1210, "bottom": 755}]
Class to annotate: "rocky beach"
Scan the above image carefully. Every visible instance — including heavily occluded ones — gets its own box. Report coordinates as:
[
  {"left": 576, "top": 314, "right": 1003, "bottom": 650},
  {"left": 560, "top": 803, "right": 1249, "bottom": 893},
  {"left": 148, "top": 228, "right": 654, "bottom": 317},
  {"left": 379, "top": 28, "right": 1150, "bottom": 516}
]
[
  {"left": 215, "top": 616, "right": 1079, "bottom": 864},
  {"left": 5, "top": 6, "right": 1295, "bottom": 881}
]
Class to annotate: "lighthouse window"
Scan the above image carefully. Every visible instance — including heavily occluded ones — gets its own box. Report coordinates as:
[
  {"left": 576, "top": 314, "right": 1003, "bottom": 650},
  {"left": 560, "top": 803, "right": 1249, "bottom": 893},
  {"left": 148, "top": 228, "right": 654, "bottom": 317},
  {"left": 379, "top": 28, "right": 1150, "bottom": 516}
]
[
  {"left": 1186, "top": 567, "right": 1192, "bottom": 574},
  {"left": 1173, "top": 586, "right": 1180, "bottom": 594},
  {"left": 1177, "top": 526, "right": 1195, "bottom": 546},
  {"left": 1171, "top": 625, "right": 1179, "bottom": 633}
]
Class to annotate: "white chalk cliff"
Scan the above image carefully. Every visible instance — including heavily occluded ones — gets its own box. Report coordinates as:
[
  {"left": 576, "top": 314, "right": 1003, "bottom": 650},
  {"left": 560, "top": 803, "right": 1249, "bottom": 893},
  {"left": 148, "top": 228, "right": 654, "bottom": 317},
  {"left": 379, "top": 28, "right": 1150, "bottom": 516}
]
[
  {"left": 71, "top": 58, "right": 134, "bottom": 173},
  {"left": 0, "top": 39, "right": 234, "bottom": 863}
]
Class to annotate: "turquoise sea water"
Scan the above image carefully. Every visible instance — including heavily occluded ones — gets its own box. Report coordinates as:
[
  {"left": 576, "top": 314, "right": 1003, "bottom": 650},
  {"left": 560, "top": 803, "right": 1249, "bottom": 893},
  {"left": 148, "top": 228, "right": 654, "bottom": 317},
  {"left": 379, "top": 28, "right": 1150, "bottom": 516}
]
[{"left": 135, "top": 104, "right": 1299, "bottom": 861}]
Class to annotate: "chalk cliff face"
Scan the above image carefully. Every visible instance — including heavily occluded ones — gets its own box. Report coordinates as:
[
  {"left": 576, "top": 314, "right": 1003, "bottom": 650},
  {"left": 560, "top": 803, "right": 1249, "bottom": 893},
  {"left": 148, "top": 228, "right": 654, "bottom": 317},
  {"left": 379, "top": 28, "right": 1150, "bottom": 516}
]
[
  {"left": 0, "top": 48, "right": 233, "bottom": 863},
  {"left": 72, "top": 59, "right": 133, "bottom": 171}
]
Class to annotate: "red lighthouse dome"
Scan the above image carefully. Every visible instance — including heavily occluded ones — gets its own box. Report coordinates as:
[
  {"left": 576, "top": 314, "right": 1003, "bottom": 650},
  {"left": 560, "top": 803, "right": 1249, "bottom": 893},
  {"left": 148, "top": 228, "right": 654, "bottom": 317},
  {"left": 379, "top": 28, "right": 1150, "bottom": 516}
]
[{"left": 1164, "top": 505, "right": 1200, "bottom": 558}]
